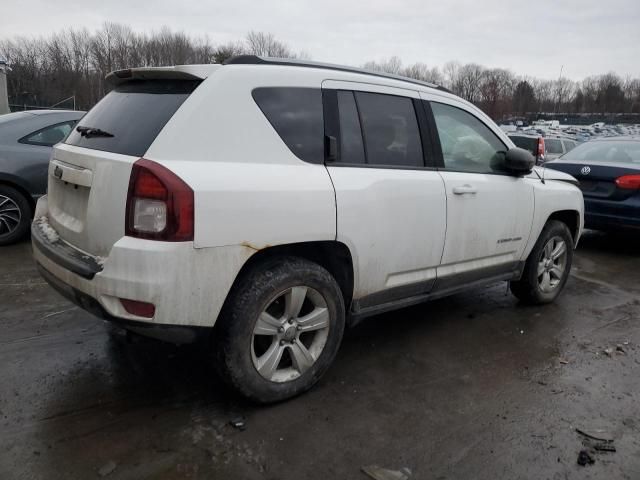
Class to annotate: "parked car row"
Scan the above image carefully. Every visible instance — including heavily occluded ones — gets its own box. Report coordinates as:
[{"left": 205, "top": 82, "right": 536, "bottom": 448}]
[{"left": 507, "top": 133, "right": 578, "bottom": 164}]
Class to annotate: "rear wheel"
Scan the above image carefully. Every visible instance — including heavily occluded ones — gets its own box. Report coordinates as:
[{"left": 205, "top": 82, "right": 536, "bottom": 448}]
[
  {"left": 0, "top": 185, "right": 32, "bottom": 246},
  {"left": 510, "top": 220, "right": 573, "bottom": 304},
  {"left": 214, "top": 256, "right": 345, "bottom": 403}
]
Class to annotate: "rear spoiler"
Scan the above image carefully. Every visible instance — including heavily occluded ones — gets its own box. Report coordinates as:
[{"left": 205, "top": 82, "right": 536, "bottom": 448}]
[{"left": 106, "top": 65, "right": 221, "bottom": 86}]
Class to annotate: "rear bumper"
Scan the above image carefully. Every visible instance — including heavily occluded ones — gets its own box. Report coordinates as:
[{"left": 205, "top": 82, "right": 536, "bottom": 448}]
[
  {"left": 32, "top": 200, "right": 254, "bottom": 330},
  {"left": 584, "top": 197, "right": 640, "bottom": 230}
]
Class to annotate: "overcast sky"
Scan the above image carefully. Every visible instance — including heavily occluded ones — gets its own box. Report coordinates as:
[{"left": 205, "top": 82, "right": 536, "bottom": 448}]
[{"left": 2, "top": 0, "right": 639, "bottom": 80}]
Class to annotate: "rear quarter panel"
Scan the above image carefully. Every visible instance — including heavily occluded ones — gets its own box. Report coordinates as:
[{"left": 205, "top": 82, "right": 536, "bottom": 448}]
[{"left": 145, "top": 66, "right": 337, "bottom": 249}]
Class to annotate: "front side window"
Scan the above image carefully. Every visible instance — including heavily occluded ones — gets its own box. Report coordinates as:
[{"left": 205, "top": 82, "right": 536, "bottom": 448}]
[
  {"left": 21, "top": 121, "right": 76, "bottom": 146},
  {"left": 354, "top": 92, "right": 423, "bottom": 168},
  {"left": 252, "top": 87, "right": 324, "bottom": 164},
  {"left": 431, "top": 102, "right": 506, "bottom": 173}
]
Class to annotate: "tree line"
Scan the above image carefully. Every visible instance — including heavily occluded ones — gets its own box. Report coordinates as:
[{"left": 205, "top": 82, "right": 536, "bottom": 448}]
[{"left": 1, "top": 23, "right": 639, "bottom": 120}]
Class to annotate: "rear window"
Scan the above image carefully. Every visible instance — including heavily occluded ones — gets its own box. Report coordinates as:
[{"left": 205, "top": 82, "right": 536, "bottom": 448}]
[
  {"left": 509, "top": 135, "right": 537, "bottom": 154},
  {"left": 562, "top": 140, "right": 640, "bottom": 164},
  {"left": 545, "top": 139, "right": 563, "bottom": 154},
  {"left": 252, "top": 87, "right": 324, "bottom": 164},
  {"left": 65, "top": 80, "right": 200, "bottom": 157}
]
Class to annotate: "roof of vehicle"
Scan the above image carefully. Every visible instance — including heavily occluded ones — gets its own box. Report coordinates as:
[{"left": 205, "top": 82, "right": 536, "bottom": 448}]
[
  {"left": 22, "top": 109, "right": 83, "bottom": 115},
  {"left": 591, "top": 135, "right": 640, "bottom": 142},
  {"left": 223, "top": 55, "right": 452, "bottom": 93},
  {"left": 508, "top": 133, "right": 541, "bottom": 138},
  {"left": 107, "top": 55, "right": 452, "bottom": 94}
]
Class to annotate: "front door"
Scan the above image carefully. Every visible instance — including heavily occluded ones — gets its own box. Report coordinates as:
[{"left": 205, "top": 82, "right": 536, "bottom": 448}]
[{"left": 425, "top": 98, "right": 534, "bottom": 288}]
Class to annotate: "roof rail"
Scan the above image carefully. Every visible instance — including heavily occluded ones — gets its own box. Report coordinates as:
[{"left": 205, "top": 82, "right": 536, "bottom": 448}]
[{"left": 224, "top": 55, "right": 452, "bottom": 93}]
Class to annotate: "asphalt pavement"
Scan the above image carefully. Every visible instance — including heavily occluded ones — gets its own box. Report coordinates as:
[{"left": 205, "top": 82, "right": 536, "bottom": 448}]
[{"left": 1, "top": 231, "right": 639, "bottom": 479}]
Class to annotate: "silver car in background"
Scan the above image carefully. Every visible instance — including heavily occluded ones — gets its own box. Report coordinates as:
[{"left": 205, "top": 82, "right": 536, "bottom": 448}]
[{"left": 0, "top": 109, "right": 84, "bottom": 245}]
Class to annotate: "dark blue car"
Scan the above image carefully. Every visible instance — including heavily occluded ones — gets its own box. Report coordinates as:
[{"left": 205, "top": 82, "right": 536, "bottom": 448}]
[{"left": 545, "top": 137, "right": 640, "bottom": 231}]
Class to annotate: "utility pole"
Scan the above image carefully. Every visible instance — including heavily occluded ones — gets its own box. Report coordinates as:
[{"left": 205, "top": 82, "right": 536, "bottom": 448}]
[
  {"left": 0, "top": 56, "right": 9, "bottom": 115},
  {"left": 554, "top": 65, "right": 564, "bottom": 115}
]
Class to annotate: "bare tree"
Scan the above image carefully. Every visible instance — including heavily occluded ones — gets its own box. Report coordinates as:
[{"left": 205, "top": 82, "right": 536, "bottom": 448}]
[
  {"left": 245, "top": 31, "right": 294, "bottom": 58},
  {"left": 363, "top": 56, "right": 403, "bottom": 74},
  {"left": 2, "top": 23, "right": 639, "bottom": 120},
  {"left": 402, "top": 62, "right": 443, "bottom": 84},
  {"left": 458, "top": 63, "right": 485, "bottom": 103}
]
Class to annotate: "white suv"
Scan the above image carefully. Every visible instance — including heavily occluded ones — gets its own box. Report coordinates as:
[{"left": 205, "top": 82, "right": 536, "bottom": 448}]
[{"left": 32, "top": 56, "right": 584, "bottom": 402}]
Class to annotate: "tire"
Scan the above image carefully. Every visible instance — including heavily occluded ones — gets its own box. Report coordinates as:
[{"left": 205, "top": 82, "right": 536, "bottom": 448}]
[
  {"left": 213, "top": 256, "right": 346, "bottom": 403},
  {"left": 510, "top": 220, "right": 573, "bottom": 305},
  {"left": 0, "top": 185, "right": 32, "bottom": 246}
]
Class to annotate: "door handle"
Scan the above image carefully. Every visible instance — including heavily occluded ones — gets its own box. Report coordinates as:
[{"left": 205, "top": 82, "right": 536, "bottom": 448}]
[{"left": 452, "top": 184, "right": 477, "bottom": 195}]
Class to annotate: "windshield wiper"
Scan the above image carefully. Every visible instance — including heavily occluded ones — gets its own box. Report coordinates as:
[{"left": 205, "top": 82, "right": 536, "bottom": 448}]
[{"left": 76, "top": 125, "right": 114, "bottom": 138}]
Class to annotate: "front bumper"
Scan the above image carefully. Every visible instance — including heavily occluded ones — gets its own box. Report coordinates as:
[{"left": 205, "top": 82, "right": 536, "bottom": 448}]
[{"left": 32, "top": 203, "right": 254, "bottom": 331}]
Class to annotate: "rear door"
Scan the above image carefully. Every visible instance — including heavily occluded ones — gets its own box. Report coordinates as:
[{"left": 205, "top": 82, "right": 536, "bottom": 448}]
[
  {"left": 424, "top": 96, "right": 534, "bottom": 288},
  {"left": 322, "top": 81, "right": 446, "bottom": 307},
  {"left": 47, "top": 79, "right": 201, "bottom": 257}
]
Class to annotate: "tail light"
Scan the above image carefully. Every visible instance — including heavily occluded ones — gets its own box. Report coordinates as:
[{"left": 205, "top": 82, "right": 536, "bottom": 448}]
[
  {"left": 615, "top": 174, "right": 640, "bottom": 190},
  {"left": 125, "top": 158, "right": 194, "bottom": 241},
  {"left": 537, "top": 137, "right": 545, "bottom": 159}
]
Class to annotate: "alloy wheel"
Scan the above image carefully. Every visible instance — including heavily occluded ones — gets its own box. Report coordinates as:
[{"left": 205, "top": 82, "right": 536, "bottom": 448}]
[
  {"left": 0, "top": 195, "right": 21, "bottom": 236},
  {"left": 537, "top": 236, "right": 567, "bottom": 293},
  {"left": 251, "top": 286, "right": 330, "bottom": 383}
]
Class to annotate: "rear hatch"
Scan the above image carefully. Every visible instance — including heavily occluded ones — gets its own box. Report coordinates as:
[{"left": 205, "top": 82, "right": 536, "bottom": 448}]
[{"left": 47, "top": 76, "right": 202, "bottom": 257}]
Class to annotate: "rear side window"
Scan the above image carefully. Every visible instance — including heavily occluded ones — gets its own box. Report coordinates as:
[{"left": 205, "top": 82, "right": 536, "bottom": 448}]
[
  {"left": 509, "top": 136, "right": 537, "bottom": 155},
  {"left": 355, "top": 92, "right": 423, "bottom": 168},
  {"left": 545, "top": 139, "right": 563, "bottom": 154},
  {"left": 336, "top": 91, "right": 365, "bottom": 164},
  {"left": 65, "top": 80, "right": 200, "bottom": 157},
  {"left": 20, "top": 121, "right": 76, "bottom": 147},
  {"left": 252, "top": 87, "right": 324, "bottom": 164}
]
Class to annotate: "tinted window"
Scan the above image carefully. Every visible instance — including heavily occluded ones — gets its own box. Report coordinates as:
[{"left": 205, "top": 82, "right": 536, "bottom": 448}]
[
  {"left": 562, "top": 140, "right": 640, "bottom": 164},
  {"left": 355, "top": 92, "right": 423, "bottom": 167},
  {"left": 66, "top": 80, "right": 200, "bottom": 157},
  {"left": 253, "top": 87, "right": 324, "bottom": 164},
  {"left": 22, "top": 121, "right": 76, "bottom": 146},
  {"left": 509, "top": 135, "right": 537, "bottom": 155},
  {"left": 337, "top": 91, "right": 365, "bottom": 164},
  {"left": 432, "top": 102, "right": 506, "bottom": 173},
  {"left": 545, "top": 139, "right": 563, "bottom": 154}
]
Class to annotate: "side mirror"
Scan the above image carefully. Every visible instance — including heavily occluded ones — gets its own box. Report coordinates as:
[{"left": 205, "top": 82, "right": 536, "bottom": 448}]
[{"left": 502, "top": 147, "right": 535, "bottom": 175}]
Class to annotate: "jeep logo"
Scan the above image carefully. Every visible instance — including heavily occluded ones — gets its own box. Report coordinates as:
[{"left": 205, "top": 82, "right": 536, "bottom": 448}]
[
  {"left": 54, "top": 165, "right": 63, "bottom": 180},
  {"left": 580, "top": 166, "right": 591, "bottom": 175}
]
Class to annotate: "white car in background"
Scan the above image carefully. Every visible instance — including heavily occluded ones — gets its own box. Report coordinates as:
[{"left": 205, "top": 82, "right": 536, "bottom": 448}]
[{"left": 32, "top": 56, "right": 584, "bottom": 402}]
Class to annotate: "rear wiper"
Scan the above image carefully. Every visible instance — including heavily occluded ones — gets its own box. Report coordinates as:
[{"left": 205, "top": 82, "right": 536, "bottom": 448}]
[{"left": 76, "top": 125, "right": 114, "bottom": 138}]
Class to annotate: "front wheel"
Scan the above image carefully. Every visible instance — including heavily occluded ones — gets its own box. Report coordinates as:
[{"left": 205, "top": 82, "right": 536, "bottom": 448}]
[
  {"left": 510, "top": 220, "right": 573, "bottom": 304},
  {"left": 214, "top": 256, "right": 345, "bottom": 403}
]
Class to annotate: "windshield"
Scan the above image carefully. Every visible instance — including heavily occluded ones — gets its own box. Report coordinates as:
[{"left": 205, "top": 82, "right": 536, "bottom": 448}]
[{"left": 561, "top": 140, "right": 640, "bottom": 164}]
